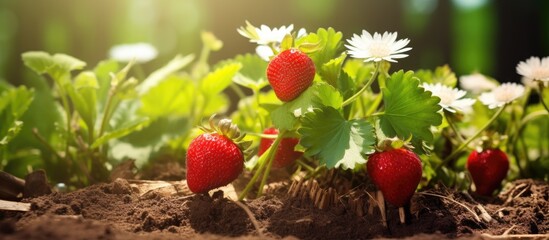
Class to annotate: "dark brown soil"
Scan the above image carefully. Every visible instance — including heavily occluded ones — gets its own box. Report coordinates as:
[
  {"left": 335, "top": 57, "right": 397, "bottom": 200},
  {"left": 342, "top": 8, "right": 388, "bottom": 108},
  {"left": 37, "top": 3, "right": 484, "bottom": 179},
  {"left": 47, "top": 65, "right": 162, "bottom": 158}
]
[{"left": 0, "top": 177, "right": 548, "bottom": 239}]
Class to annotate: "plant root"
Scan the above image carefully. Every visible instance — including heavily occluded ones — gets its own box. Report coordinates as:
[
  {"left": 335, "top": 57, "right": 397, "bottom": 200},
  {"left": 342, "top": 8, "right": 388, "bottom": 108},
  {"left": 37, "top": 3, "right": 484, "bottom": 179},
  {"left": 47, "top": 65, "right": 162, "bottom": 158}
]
[
  {"left": 475, "top": 204, "right": 493, "bottom": 223},
  {"left": 398, "top": 207, "right": 405, "bottom": 224},
  {"left": 480, "top": 232, "right": 549, "bottom": 239},
  {"left": 233, "top": 200, "right": 264, "bottom": 238},
  {"left": 377, "top": 190, "right": 387, "bottom": 227},
  {"left": 418, "top": 192, "right": 481, "bottom": 222},
  {"left": 287, "top": 179, "right": 338, "bottom": 210}
]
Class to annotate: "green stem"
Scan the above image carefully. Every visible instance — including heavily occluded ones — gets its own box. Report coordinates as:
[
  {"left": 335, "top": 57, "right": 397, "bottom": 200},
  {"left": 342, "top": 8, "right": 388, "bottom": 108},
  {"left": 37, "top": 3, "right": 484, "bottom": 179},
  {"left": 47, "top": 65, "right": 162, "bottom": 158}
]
[
  {"left": 296, "top": 159, "right": 315, "bottom": 172},
  {"left": 199, "top": 45, "right": 210, "bottom": 67},
  {"left": 513, "top": 136, "right": 526, "bottom": 177},
  {"left": 537, "top": 81, "right": 549, "bottom": 113},
  {"left": 511, "top": 110, "right": 548, "bottom": 177},
  {"left": 56, "top": 80, "right": 73, "bottom": 158},
  {"left": 436, "top": 105, "right": 507, "bottom": 170},
  {"left": 230, "top": 84, "right": 261, "bottom": 127},
  {"left": 257, "top": 131, "right": 287, "bottom": 196},
  {"left": 444, "top": 111, "right": 465, "bottom": 143},
  {"left": 510, "top": 110, "right": 548, "bottom": 154},
  {"left": 133, "top": 64, "right": 146, "bottom": 81},
  {"left": 98, "top": 90, "right": 116, "bottom": 138},
  {"left": 230, "top": 84, "right": 247, "bottom": 102},
  {"left": 365, "top": 93, "right": 383, "bottom": 117},
  {"left": 243, "top": 132, "right": 278, "bottom": 139},
  {"left": 519, "top": 110, "right": 549, "bottom": 127},
  {"left": 238, "top": 131, "right": 284, "bottom": 200},
  {"left": 32, "top": 128, "right": 65, "bottom": 161},
  {"left": 306, "top": 165, "right": 326, "bottom": 179},
  {"left": 341, "top": 62, "right": 380, "bottom": 108}
]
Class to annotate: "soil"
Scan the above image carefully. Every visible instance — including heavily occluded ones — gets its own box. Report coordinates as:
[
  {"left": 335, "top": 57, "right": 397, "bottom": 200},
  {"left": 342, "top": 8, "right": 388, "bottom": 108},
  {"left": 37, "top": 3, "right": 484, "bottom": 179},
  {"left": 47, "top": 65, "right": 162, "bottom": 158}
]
[{"left": 0, "top": 169, "right": 548, "bottom": 239}]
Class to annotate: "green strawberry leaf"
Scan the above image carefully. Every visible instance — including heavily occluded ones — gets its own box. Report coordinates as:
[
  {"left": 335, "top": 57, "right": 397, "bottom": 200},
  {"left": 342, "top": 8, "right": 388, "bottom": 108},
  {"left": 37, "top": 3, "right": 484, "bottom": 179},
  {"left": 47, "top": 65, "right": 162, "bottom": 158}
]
[
  {"left": 22, "top": 51, "right": 86, "bottom": 84},
  {"left": 0, "top": 121, "right": 23, "bottom": 147},
  {"left": 94, "top": 59, "right": 120, "bottom": 106},
  {"left": 415, "top": 65, "right": 457, "bottom": 87},
  {"left": 232, "top": 91, "right": 279, "bottom": 133},
  {"left": 2, "top": 86, "right": 34, "bottom": 120},
  {"left": 320, "top": 53, "right": 346, "bottom": 88},
  {"left": 66, "top": 71, "right": 99, "bottom": 131},
  {"left": 296, "top": 28, "right": 343, "bottom": 71},
  {"left": 271, "top": 86, "right": 316, "bottom": 131},
  {"left": 50, "top": 53, "right": 87, "bottom": 76},
  {"left": 91, "top": 117, "right": 151, "bottom": 149},
  {"left": 21, "top": 51, "right": 54, "bottom": 74},
  {"left": 271, "top": 82, "right": 342, "bottom": 130},
  {"left": 201, "top": 93, "right": 229, "bottom": 116},
  {"left": 299, "top": 107, "right": 375, "bottom": 169},
  {"left": 138, "top": 54, "right": 195, "bottom": 95},
  {"left": 316, "top": 82, "right": 343, "bottom": 109},
  {"left": 138, "top": 75, "right": 195, "bottom": 119},
  {"left": 379, "top": 70, "right": 442, "bottom": 153},
  {"left": 226, "top": 54, "right": 269, "bottom": 91},
  {"left": 200, "top": 62, "right": 242, "bottom": 96},
  {"left": 343, "top": 59, "right": 376, "bottom": 87}
]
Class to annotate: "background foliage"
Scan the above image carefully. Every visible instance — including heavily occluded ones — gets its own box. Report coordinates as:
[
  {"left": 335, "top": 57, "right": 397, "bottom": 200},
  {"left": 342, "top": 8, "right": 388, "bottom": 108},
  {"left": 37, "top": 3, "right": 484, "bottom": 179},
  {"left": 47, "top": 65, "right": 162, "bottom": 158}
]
[{"left": 0, "top": 0, "right": 548, "bottom": 186}]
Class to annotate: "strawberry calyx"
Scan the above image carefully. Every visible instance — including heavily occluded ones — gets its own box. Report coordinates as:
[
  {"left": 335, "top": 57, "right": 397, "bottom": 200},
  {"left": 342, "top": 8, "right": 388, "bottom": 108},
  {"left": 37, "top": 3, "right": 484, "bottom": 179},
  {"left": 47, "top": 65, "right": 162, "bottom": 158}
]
[
  {"left": 276, "top": 34, "right": 321, "bottom": 58},
  {"left": 472, "top": 131, "right": 506, "bottom": 153},
  {"left": 199, "top": 115, "right": 253, "bottom": 160},
  {"left": 375, "top": 136, "right": 414, "bottom": 152}
]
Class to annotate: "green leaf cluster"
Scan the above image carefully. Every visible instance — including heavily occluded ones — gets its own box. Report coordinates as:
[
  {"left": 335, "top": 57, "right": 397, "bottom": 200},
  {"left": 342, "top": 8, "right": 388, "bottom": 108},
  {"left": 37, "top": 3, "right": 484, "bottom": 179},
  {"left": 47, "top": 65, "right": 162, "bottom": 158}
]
[
  {"left": 271, "top": 82, "right": 343, "bottom": 131},
  {"left": 299, "top": 107, "right": 375, "bottom": 169},
  {"left": 0, "top": 83, "right": 34, "bottom": 168},
  {"left": 414, "top": 65, "right": 457, "bottom": 87},
  {"left": 379, "top": 71, "right": 442, "bottom": 153}
]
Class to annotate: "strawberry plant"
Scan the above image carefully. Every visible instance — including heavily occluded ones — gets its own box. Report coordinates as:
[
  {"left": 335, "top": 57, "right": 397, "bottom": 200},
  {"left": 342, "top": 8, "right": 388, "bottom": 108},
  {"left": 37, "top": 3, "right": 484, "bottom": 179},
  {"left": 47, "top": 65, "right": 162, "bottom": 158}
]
[
  {"left": 2, "top": 21, "right": 548, "bottom": 214},
  {"left": 14, "top": 32, "right": 240, "bottom": 187},
  {"left": 0, "top": 82, "right": 34, "bottom": 172}
]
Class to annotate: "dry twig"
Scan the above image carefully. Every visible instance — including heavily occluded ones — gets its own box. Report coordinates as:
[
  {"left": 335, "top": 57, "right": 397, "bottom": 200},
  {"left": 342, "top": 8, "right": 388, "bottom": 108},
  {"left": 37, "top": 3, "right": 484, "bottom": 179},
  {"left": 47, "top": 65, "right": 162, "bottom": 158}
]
[
  {"left": 0, "top": 199, "right": 30, "bottom": 212},
  {"left": 504, "top": 183, "right": 530, "bottom": 205}
]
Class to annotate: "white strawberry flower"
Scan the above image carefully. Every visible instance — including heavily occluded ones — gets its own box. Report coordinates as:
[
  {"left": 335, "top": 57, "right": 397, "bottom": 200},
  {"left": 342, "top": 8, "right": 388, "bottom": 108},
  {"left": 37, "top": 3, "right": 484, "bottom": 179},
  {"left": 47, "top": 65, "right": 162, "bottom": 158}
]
[
  {"left": 238, "top": 24, "right": 294, "bottom": 45},
  {"left": 422, "top": 83, "right": 476, "bottom": 113},
  {"left": 109, "top": 42, "right": 158, "bottom": 63},
  {"left": 522, "top": 76, "right": 549, "bottom": 88},
  {"left": 345, "top": 30, "right": 412, "bottom": 63},
  {"left": 516, "top": 56, "right": 549, "bottom": 83},
  {"left": 479, "top": 83, "right": 525, "bottom": 109},
  {"left": 255, "top": 45, "right": 275, "bottom": 61},
  {"left": 459, "top": 73, "right": 498, "bottom": 94},
  {"left": 237, "top": 22, "right": 307, "bottom": 61}
]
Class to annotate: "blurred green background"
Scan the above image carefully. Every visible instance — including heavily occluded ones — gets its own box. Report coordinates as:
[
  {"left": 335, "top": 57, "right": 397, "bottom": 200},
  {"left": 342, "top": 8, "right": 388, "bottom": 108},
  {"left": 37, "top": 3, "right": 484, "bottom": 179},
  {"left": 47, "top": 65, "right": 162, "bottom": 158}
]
[{"left": 1, "top": 0, "right": 548, "bottom": 85}]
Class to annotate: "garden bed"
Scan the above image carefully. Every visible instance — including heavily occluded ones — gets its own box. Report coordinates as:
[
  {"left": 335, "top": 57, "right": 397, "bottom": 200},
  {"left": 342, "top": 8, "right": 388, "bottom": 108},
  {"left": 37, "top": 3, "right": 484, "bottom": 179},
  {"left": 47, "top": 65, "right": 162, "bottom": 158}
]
[{"left": 0, "top": 176, "right": 547, "bottom": 240}]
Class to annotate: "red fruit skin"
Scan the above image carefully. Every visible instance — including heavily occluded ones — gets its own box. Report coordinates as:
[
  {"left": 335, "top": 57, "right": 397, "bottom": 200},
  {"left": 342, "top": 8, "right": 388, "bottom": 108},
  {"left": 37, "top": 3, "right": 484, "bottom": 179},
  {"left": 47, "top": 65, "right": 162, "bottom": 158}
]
[
  {"left": 266, "top": 49, "right": 315, "bottom": 102},
  {"left": 466, "top": 148, "right": 509, "bottom": 196},
  {"left": 367, "top": 149, "right": 422, "bottom": 207},
  {"left": 258, "top": 127, "right": 302, "bottom": 168},
  {"left": 186, "top": 133, "right": 244, "bottom": 193}
]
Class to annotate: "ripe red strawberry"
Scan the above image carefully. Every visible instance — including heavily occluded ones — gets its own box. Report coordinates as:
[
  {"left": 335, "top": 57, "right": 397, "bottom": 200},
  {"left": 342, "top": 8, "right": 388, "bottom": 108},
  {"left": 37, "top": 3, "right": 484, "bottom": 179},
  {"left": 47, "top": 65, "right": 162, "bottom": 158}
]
[
  {"left": 258, "top": 127, "right": 302, "bottom": 168},
  {"left": 186, "top": 118, "right": 251, "bottom": 193},
  {"left": 367, "top": 148, "right": 422, "bottom": 207},
  {"left": 466, "top": 148, "right": 509, "bottom": 196},
  {"left": 266, "top": 48, "right": 315, "bottom": 102}
]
